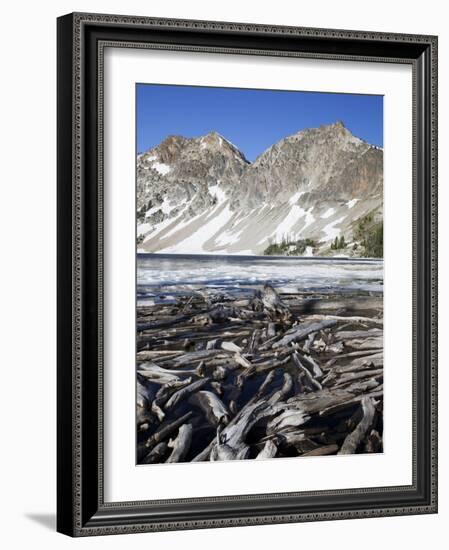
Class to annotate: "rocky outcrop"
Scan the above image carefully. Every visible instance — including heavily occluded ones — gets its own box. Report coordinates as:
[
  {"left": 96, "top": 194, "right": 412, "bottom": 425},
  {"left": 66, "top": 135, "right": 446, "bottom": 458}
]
[{"left": 137, "top": 122, "right": 383, "bottom": 257}]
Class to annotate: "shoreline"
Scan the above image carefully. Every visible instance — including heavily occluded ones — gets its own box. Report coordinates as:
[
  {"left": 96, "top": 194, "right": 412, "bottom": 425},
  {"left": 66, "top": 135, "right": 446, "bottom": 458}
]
[{"left": 137, "top": 251, "right": 384, "bottom": 263}]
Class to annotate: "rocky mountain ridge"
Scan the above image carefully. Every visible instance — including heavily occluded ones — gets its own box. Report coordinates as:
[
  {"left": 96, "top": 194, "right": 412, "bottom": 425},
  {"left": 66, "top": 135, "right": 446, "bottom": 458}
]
[{"left": 137, "top": 122, "right": 383, "bottom": 257}]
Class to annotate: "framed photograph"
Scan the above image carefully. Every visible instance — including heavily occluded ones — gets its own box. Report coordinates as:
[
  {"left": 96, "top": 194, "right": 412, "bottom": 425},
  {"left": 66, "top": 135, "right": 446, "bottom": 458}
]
[{"left": 57, "top": 12, "right": 438, "bottom": 536}]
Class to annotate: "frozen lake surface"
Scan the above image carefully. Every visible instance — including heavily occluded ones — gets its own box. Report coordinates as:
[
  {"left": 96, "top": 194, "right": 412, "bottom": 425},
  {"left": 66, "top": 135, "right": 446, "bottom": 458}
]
[{"left": 137, "top": 253, "right": 383, "bottom": 305}]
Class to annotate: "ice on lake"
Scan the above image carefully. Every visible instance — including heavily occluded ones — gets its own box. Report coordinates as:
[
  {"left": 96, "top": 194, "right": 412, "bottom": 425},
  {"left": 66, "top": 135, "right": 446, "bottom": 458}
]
[{"left": 137, "top": 253, "right": 383, "bottom": 306}]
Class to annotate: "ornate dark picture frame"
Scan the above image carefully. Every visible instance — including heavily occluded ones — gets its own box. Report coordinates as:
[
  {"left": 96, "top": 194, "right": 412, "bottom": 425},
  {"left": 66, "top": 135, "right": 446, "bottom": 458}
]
[{"left": 57, "top": 12, "right": 438, "bottom": 537}]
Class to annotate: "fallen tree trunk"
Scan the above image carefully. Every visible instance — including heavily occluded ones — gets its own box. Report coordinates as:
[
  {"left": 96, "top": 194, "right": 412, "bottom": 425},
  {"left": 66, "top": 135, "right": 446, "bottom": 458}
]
[
  {"left": 211, "top": 401, "right": 280, "bottom": 461},
  {"left": 137, "top": 363, "right": 196, "bottom": 384},
  {"left": 145, "top": 411, "right": 193, "bottom": 450},
  {"left": 164, "top": 378, "right": 211, "bottom": 412},
  {"left": 334, "top": 328, "right": 382, "bottom": 340},
  {"left": 272, "top": 319, "right": 338, "bottom": 349},
  {"left": 166, "top": 423, "right": 193, "bottom": 463},
  {"left": 291, "top": 352, "right": 322, "bottom": 391},
  {"left": 256, "top": 440, "right": 278, "bottom": 460},
  {"left": 189, "top": 390, "right": 230, "bottom": 426},
  {"left": 338, "top": 397, "right": 377, "bottom": 454},
  {"left": 151, "top": 377, "right": 193, "bottom": 422},
  {"left": 304, "top": 314, "right": 383, "bottom": 327}
]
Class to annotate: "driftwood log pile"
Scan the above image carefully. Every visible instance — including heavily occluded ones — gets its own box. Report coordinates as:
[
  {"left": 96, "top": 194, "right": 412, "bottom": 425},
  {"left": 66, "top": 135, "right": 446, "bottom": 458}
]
[{"left": 136, "top": 284, "right": 383, "bottom": 464}]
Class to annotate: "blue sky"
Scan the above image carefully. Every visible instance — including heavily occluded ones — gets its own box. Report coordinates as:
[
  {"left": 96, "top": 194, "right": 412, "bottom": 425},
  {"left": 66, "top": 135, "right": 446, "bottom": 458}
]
[{"left": 136, "top": 84, "right": 383, "bottom": 161}]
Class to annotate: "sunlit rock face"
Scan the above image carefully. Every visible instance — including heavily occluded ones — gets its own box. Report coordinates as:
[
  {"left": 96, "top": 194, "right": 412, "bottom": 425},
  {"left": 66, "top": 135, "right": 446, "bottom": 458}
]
[{"left": 137, "top": 122, "right": 383, "bottom": 257}]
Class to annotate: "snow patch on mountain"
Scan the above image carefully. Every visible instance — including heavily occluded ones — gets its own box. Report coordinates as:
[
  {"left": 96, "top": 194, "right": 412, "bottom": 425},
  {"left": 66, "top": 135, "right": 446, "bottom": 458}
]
[
  {"left": 208, "top": 181, "right": 226, "bottom": 202},
  {"left": 215, "top": 227, "right": 244, "bottom": 246},
  {"left": 143, "top": 212, "right": 184, "bottom": 242},
  {"left": 346, "top": 198, "right": 359, "bottom": 209},
  {"left": 270, "top": 204, "right": 306, "bottom": 241},
  {"left": 152, "top": 162, "right": 171, "bottom": 175},
  {"left": 162, "top": 208, "right": 201, "bottom": 239},
  {"left": 323, "top": 216, "right": 346, "bottom": 241},
  {"left": 302, "top": 207, "right": 315, "bottom": 232},
  {"left": 137, "top": 222, "right": 152, "bottom": 236},
  {"left": 289, "top": 190, "right": 305, "bottom": 205},
  {"left": 321, "top": 207, "right": 335, "bottom": 219},
  {"left": 162, "top": 202, "right": 234, "bottom": 254}
]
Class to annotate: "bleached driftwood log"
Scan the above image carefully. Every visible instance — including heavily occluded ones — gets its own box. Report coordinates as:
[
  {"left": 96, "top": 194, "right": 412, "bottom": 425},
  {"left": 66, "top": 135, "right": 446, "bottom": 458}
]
[
  {"left": 145, "top": 411, "right": 193, "bottom": 450},
  {"left": 211, "top": 401, "right": 280, "bottom": 461},
  {"left": 272, "top": 319, "right": 337, "bottom": 349},
  {"left": 150, "top": 377, "right": 193, "bottom": 421},
  {"left": 291, "top": 352, "right": 322, "bottom": 391},
  {"left": 256, "top": 440, "right": 278, "bottom": 460},
  {"left": 189, "top": 390, "right": 230, "bottom": 426},
  {"left": 166, "top": 423, "right": 193, "bottom": 463},
  {"left": 338, "top": 397, "right": 377, "bottom": 455},
  {"left": 137, "top": 363, "right": 196, "bottom": 384},
  {"left": 164, "top": 378, "right": 211, "bottom": 412}
]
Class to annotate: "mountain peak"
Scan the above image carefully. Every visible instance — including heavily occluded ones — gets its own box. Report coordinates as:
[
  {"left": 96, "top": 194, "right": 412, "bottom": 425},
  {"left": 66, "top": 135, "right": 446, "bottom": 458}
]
[
  {"left": 201, "top": 130, "right": 224, "bottom": 144},
  {"left": 201, "top": 131, "right": 232, "bottom": 147},
  {"left": 317, "top": 120, "right": 366, "bottom": 147},
  {"left": 318, "top": 120, "right": 349, "bottom": 134},
  {"left": 199, "top": 132, "right": 249, "bottom": 163},
  {"left": 284, "top": 120, "right": 351, "bottom": 144},
  {"left": 204, "top": 130, "right": 221, "bottom": 139},
  {"left": 332, "top": 120, "right": 345, "bottom": 129}
]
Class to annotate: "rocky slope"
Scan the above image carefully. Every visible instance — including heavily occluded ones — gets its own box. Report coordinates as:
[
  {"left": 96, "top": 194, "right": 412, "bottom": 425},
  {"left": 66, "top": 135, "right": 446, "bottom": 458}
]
[{"left": 137, "top": 122, "right": 383, "bottom": 257}]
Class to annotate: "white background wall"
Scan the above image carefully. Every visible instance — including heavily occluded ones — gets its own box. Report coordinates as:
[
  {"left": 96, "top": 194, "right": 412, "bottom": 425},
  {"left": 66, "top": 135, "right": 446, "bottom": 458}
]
[{"left": 0, "top": 0, "right": 446, "bottom": 547}]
